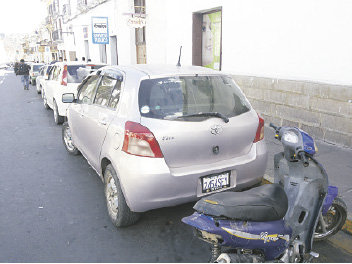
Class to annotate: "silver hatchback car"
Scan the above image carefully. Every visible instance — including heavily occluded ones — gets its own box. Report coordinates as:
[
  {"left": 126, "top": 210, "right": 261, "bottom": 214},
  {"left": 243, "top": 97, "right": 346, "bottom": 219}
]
[{"left": 62, "top": 65, "right": 268, "bottom": 227}]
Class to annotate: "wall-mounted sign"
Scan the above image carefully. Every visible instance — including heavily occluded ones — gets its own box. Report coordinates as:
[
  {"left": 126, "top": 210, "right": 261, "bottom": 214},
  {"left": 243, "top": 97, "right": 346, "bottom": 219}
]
[
  {"left": 127, "top": 16, "right": 146, "bottom": 28},
  {"left": 92, "top": 16, "right": 109, "bottom": 44}
]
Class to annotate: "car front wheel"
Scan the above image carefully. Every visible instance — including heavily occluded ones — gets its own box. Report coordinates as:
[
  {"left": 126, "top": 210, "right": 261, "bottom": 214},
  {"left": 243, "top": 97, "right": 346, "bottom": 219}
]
[
  {"left": 62, "top": 122, "right": 80, "bottom": 155},
  {"left": 104, "top": 164, "right": 140, "bottom": 227}
]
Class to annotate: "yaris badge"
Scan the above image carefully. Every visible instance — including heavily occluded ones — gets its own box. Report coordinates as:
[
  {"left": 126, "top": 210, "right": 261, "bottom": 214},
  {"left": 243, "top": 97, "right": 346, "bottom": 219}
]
[
  {"left": 211, "top": 125, "right": 223, "bottom": 135},
  {"left": 213, "top": 146, "right": 220, "bottom": 154}
]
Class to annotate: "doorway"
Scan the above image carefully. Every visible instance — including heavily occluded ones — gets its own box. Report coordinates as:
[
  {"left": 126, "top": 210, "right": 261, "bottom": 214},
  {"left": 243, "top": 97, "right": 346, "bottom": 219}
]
[
  {"left": 99, "top": 44, "right": 107, "bottom": 63},
  {"left": 84, "top": 40, "right": 90, "bottom": 61},
  {"left": 193, "top": 8, "right": 222, "bottom": 70},
  {"left": 110, "top": 36, "right": 118, "bottom": 65}
]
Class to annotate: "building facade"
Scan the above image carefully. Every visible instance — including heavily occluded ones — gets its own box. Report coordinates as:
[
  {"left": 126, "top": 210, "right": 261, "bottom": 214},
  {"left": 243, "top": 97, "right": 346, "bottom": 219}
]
[{"left": 35, "top": 0, "right": 352, "bottom": 147}]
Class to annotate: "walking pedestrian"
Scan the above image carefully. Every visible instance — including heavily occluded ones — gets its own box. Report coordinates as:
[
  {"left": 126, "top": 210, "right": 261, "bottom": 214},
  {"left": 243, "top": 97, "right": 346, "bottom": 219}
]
[{"left": 17, "top": 59, "right": 31, "bottom": 90}]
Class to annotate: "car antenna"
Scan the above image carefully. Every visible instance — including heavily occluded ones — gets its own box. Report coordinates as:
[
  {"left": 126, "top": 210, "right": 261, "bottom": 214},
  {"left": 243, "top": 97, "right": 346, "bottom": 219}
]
[{"left": 176, "top": 46, "right": 182, "bottom": 67}]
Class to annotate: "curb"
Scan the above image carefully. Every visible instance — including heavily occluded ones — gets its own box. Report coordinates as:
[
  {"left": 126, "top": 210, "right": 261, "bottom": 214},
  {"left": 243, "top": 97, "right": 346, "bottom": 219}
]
[{"left": 261, "top": 174, "right": 352, "bottom": 236}]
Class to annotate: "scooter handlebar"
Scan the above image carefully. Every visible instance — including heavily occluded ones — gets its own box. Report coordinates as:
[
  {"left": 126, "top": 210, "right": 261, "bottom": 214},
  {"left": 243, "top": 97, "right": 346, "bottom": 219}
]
[{"left": 269, "top": 123, "right": 278, "bottom": 130}]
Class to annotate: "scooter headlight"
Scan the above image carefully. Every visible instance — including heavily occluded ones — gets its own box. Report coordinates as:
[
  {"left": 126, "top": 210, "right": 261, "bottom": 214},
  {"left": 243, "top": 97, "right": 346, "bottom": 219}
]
[{"left": 282, "top": 131, "right": 299, "bottom": 144}]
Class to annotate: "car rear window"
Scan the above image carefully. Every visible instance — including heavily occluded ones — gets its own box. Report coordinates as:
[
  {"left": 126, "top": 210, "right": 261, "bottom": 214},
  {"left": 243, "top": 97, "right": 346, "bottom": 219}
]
[
  {"left": 67, "top": 65, "right": 88, "bottom": 83},
  {"left": 33, "top": 64, "right": 44, "bottom": 71},
  {"left": 86, "top": 64, "right": 105, "bottom": 70},
  {"left": 138, "top": 75, "right": 251, "bottom": 121}
]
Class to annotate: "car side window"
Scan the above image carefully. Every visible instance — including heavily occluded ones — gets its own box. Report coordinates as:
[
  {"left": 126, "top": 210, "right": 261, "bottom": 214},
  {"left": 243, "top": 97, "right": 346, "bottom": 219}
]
[
  {"left": 53, "top": 67, "right": 61, "bottom": 81},
  {"left": 48, "top": 66, "right": 55, "bottom": 80},
  {"left": 77, "top": 75, "right": 100, "bottom": 104},
  {"left": 108, "top": 81, "right": 122, "bottom": 109},
  {"left": 94, "top": 76, "right": 118, "bottom": 107}
]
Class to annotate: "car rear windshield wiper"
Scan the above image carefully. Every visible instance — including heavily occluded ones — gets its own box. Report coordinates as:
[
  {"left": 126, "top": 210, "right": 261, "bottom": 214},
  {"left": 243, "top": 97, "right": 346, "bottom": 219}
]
[{"left": 176, "top": 112, "right": 230, "bottom": 123}]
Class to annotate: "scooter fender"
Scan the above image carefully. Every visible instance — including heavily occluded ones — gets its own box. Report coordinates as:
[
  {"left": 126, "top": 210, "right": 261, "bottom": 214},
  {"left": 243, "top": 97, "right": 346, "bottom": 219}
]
[
  {"left": 182, "top": 212, "right": 292, "bottom": 261},
  {"left": 322, "top": 186, "right": 338, "bottom": 215}
]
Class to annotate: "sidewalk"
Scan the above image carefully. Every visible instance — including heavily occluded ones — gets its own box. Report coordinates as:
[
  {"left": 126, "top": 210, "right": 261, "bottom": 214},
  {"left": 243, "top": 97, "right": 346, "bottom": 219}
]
[{"left": 263, "top": 126, "right": 352, "bottom": 234}]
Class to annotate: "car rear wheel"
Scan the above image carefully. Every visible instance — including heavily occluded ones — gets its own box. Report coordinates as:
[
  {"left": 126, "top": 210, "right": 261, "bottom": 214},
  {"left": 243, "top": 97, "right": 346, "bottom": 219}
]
[
  {"left": 43, "top": 91, "right": 49, "bottom": 110},
  {"left": 62, "top": 122, "right": 80, "bottom": 155},
  {"left": 104, "top": 164, "right": 140, "bottom": 227},
  {"left": 53, "top": 100, "right": 64, "bottom": 125}
]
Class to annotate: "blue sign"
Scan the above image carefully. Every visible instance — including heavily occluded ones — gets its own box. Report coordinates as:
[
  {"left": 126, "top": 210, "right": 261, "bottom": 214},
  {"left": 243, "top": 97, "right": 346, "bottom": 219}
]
[{"left": 92, "top": 17, "right": 109, "bottom": 44}]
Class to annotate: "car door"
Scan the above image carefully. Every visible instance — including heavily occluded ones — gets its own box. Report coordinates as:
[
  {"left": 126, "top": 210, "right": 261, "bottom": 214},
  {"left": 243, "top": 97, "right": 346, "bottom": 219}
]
[
  {"left": 77, "top": 74, "right": 122, "bottom": 170},
  {"left": 69, "top": 74, "right": 101, "bottom": 151},
  {"left": 45, "top": 66, "right": 59, "bottom": 108}
]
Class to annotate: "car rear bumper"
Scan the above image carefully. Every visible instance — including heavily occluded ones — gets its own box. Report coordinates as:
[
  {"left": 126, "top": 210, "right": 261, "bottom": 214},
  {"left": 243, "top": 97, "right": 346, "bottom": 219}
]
[{"left": 114, "top": 140, "right": 268, "bottom": 212}]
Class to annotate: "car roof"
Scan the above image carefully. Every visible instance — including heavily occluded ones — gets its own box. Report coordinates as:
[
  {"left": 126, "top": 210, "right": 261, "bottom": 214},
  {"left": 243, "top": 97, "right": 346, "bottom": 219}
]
[{"left": 101, "top": 64, "right": 225, "bottom": 78}]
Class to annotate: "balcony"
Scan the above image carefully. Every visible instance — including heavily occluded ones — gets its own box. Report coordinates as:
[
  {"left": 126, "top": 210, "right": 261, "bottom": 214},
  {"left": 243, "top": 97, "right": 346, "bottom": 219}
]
[{"left": 52, "top": 29, "right": 63, "bottom": 42}]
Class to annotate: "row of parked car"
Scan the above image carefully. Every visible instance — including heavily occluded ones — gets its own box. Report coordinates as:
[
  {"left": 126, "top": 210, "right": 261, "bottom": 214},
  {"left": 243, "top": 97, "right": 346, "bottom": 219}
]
[{"left": 26, "top": 62, "right": 268, "bottom": 227}]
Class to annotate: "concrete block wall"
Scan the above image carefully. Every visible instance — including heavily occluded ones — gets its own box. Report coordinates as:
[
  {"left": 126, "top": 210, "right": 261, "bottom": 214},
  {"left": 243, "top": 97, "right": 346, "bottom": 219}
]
[{"left": 233, "top": 75, "right": 352, "bottom": 148}]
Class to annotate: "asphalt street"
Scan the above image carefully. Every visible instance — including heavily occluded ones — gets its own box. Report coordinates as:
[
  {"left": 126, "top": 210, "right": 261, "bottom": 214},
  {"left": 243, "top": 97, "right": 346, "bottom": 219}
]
[{"left": 0, "top": 69, "right": 351, "bottom": 262}]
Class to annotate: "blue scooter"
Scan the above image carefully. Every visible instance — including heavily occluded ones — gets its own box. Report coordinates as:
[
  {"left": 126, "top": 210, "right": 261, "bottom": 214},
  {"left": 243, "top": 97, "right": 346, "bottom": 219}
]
[{"left": 182, "top": 123, "right": 347, "bottom": 262}]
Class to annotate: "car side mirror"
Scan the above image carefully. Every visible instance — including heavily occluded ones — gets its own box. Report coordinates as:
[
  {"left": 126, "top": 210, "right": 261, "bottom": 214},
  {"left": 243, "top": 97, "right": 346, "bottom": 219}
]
[{"left": 62, "top": 93, "right": 76, "bottom": 103}]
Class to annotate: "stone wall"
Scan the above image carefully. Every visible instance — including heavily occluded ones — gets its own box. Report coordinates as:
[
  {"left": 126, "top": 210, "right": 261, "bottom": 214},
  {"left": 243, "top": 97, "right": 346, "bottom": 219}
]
[{"left": 233, "top": 75, "right": 352, "bottom": 148}]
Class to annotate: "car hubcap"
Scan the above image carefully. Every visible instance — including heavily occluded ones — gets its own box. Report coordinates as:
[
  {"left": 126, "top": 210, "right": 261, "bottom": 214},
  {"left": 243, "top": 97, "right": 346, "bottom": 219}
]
[
  {"left": 105, "top": 173, "right": 119, "bottom": 217},
  {"left": 63, "top": 126, "right": 75, "bottom": 151}
]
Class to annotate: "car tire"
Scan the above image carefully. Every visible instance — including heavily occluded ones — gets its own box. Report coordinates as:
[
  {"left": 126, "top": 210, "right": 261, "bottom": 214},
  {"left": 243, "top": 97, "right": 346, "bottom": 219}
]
[
  {"left": 53, "top": 100, "right": 64, "bottom": 125},
  {"left": 104, "top": 164, "right": 140, "bottom": 227},
  {"left": 62, "top": 122, "right": 80, "bottom": 155},
  {"left": 43, "top": 91, "right": 49, "bottom": 110}
]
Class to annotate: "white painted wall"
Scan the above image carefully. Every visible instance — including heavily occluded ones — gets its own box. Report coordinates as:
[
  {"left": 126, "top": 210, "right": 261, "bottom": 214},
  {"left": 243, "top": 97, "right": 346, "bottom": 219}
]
[{"left": 146, "top": 0, "right": 352, "bottom": 85}]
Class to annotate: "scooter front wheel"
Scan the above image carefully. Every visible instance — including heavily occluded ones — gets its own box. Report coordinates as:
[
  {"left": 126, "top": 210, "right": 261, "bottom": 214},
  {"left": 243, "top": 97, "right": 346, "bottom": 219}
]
[{"left": 314, "top": 197, "right": 347, "bottom": 241}]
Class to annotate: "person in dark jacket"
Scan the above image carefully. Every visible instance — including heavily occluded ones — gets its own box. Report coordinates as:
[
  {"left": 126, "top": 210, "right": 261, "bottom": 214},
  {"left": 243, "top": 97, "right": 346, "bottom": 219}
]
[{"left": 17, "top": 59, "right": 31, "bottom": 90}]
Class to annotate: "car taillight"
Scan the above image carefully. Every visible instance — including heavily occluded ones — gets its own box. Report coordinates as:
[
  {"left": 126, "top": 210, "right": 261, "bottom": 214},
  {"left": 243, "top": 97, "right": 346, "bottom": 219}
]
[
  {"left": 122, "top": 121, "right": 163, "bottom": 158},
  {"left": 253, "top": 114, "right": 265, "bottom": 143},
  {"left": 61, "top": 65, "right": 68, "bottom": 86}
]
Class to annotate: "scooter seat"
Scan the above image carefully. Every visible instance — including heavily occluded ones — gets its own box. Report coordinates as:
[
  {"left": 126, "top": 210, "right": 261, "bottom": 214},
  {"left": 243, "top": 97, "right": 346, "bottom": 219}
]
[{"left": 194, "top": 184, "right": 288, "bottom": 221}]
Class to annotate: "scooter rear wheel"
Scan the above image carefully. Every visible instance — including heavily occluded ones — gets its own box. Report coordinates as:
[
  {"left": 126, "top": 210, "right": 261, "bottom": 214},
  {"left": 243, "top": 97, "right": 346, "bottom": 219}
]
[{"left": 314, "top": 197, "right": 347, "bottom": 241}]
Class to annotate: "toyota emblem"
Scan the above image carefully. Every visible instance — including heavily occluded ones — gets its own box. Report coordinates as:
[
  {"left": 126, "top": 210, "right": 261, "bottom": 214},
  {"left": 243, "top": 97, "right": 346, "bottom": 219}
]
[{"left": 211, "top": 125, "right": 223, "bottom": 135}]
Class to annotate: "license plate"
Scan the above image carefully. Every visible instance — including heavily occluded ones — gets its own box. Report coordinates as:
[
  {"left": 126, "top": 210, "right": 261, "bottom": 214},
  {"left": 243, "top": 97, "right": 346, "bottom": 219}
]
[{"left": 201, "top": 171, "right": 230, "bottom": 193}]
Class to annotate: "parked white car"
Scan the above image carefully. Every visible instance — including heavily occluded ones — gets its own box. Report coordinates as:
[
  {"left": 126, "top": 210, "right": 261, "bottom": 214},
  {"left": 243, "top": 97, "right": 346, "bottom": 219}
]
[
  {"left": 29, "top": 63, "right": 44, "bottom": 85},
  {"left": 36, "top": 65, "right": 52, "bottom": 94},
  {"left": 42, "top": 62, "right": 104, "bottom": 124}
]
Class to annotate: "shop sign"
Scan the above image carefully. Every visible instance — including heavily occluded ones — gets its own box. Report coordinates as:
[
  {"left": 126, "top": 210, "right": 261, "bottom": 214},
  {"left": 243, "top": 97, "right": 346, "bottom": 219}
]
[
  {"left": 92, "top": 16, "right": 109, "bottom": 44},
  {"left": 127, "top": 16, "right": 146, "bottom": 28}
]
